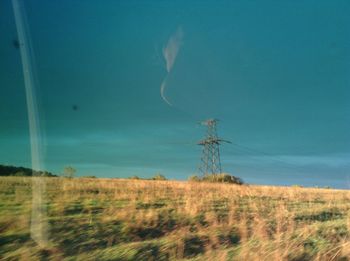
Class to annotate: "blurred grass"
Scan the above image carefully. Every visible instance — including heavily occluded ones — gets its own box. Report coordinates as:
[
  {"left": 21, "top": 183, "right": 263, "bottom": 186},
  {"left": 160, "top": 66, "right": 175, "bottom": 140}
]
[{"left": 0, "top": 177, "right": 350, "bottom": 260}]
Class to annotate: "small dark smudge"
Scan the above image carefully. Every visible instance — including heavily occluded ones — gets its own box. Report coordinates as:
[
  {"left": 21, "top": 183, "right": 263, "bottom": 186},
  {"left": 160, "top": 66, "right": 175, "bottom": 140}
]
[{"left": 13, "top": 39, "right": 20, "bottom": 49}]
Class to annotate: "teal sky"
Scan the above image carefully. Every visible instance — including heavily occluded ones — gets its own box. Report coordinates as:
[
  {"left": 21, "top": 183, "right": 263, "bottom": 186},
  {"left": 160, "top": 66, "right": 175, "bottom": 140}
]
[{"left": 1, "top": 0, "right": 350, "bottom": 188}]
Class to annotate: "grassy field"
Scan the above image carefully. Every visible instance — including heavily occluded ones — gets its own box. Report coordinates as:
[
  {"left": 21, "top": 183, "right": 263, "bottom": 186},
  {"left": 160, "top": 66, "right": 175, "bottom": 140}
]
[{"left": 0, "top": 177, "right": 350, "bottom": 260}]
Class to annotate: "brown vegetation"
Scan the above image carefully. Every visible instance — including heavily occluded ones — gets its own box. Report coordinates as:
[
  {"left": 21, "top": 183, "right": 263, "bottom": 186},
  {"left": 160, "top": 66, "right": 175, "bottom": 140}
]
[{"left": 0, "top": 177, "right": 350, "bottom": 260}]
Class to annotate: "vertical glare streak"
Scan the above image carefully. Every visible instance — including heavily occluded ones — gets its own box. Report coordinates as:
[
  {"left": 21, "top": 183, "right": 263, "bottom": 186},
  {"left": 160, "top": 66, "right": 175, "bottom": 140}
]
[{"left": 12, "top": 0, "right": 48, "bottom": 247}]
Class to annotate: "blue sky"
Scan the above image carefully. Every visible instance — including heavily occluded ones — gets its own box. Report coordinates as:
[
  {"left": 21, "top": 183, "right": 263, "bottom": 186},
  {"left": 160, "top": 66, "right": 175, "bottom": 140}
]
[{"left": 1, "top": 0, "right": 350, "bottom": 188}]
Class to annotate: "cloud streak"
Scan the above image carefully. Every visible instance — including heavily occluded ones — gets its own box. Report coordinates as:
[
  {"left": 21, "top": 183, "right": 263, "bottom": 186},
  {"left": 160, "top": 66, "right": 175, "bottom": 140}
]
[
  {"left": 160, "top": 76, "right": 172, "bottom": 106},
  {"left": 160, "top": 26, "right": 184, "bottom": 106},
  {"left": 163, "top": 27, "right": 183, "bottom": 72}
]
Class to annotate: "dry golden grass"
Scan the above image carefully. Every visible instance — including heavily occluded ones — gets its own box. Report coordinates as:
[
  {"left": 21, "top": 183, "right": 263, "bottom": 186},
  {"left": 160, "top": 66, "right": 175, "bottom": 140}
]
[{"left": 0, "top": 177, "right": 350, "bottom": 260}]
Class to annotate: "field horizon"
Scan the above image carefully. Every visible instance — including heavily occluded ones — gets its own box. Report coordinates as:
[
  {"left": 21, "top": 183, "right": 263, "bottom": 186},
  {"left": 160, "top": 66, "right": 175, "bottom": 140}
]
[{"left": 1, "top": 176, "right": 350, "bottom": 260}]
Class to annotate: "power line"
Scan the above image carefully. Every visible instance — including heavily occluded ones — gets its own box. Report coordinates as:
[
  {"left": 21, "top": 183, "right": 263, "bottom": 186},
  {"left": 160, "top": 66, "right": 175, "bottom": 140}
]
[{"left": 226, "top": 142, "right": 308, "bottom": 174}]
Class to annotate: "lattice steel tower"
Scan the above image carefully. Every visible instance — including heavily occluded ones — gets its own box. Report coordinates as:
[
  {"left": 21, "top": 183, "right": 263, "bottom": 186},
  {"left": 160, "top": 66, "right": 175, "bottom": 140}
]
[{"left": 198, "top": 119, "right": 230, "bottom": 176}]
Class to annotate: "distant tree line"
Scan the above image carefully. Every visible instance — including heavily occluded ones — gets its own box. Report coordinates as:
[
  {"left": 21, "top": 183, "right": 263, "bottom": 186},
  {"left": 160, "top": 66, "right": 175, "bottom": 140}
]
[{"left": 0, "top": 164, "right": 57, "bottom": 177}]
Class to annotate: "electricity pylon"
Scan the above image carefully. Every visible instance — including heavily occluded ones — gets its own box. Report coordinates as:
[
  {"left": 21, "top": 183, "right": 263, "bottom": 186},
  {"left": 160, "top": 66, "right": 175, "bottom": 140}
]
[{"left": 198, "top": 119, "right": 230, "bottom": 176}]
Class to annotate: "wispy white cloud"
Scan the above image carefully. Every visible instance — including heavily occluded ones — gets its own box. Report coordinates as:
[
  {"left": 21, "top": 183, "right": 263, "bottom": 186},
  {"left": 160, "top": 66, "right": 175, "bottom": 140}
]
[
  {"left": 163, "top": 26, "right": 183, "bottom": 72},
  {"left": 160, "top": 26, "right": 184, "bottom": 106},
  {"left": 160, "top": 76, "right": 172, "bottom": 106}
]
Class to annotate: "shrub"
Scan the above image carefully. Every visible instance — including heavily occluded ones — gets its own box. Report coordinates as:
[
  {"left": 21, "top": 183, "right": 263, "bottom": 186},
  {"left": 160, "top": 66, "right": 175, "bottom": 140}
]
[
  {"left": 151, "top": 174, "right": 167, "bottom": 180},
  {"left": 63, "top": 166, "right": 76, "bottom": 178},
  {"left": 189, "top": 173, "right": 243, "bottom": 185},
  {"left": 39, "top": 171, "right": 56, "bottom": 177},
  {"left": 203, "top": 173, "right": 243, "bottom": 185},
  {"left": 188, "top": 175, "right": 200, "bottom": 182},
  {"left": 13, "top": 171, "right": 26, "bottom": 176},
  {"left": 129, "top": 176, "right": 140, "bottom": 180}
]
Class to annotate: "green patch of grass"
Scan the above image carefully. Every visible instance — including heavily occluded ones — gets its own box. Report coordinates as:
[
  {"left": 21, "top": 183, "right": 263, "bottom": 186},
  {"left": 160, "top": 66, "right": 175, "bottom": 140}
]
[
  {"left": 316, "top": 221, "right": 349, "bottom": 243},
  {"left": 136, "top": 201, "right": 167, "bottom": 210},
  {"left": 302, "top": 236, "right": 331, "bottom": 257},
  {"left": 183, "top": 235, "right": 209, "bottom": 258},
  {"left": 77, "top": 239, "right": 176, "bottom": 261},
  {"left": 0, "top": 232, "right": 31, "bottom": 256},
  {"left": 63, "top": 202, "right": 84, "bottom": 215},
  {"left": 295, "top": 210, "right": 344, "bottom": 223}
]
